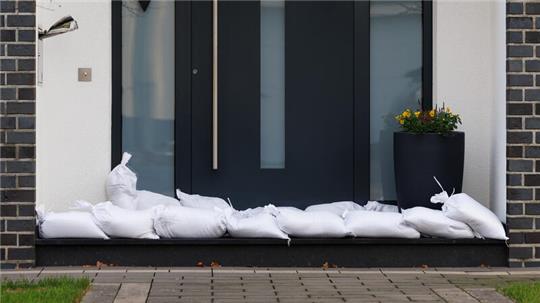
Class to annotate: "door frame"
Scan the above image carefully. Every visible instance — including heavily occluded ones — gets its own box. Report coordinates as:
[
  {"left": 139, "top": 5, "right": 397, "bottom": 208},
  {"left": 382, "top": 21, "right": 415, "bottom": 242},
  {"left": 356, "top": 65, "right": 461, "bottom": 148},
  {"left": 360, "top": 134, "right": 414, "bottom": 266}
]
[{"left": 111, "top": 0, "right": 433, "bottom": 203}]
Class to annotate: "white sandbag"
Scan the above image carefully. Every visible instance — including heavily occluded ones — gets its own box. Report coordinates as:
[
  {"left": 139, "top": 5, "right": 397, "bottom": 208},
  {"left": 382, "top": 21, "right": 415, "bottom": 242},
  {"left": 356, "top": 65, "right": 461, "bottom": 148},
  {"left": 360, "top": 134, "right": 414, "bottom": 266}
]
[
  {"left": 154, "top": 205, "right": 227, "bottom": 238},
  {"left": 364, "top": 201, "right": 399, "bottom": 213},
  {"left": 305, "top": 201, "right": 364, "bottom": 216},
  {"left": 273, "top": 207, "right": 350, "bottom": 238},
  {"left": 136, "top": 190, "right": 180, "bottom": 210},
  {"left": 257, "top": 205, "right": 302, "bottom": 217},
  {"left": 344, "top": 210, "right": 420, "bottom": 238},
  {"left": 226, "top": 210, "right": 288, "bottom": 239},
  {"left": 276, "top": 206, "right": 303, "bottom": 212},
  {"left": 76, "top": 201, "right": 159, "bottom": 239},
  {"left": 37, "top": 208, "right": 108, "bottom": 239},
  {"left": 431, "top": 192, "right": 507, "bottom": 240},
  {"left": 176, "top": 189, "right": 230, "bottom": 210},
  {"left": 106, "top": 152, "right": 137, "bottom": 210},
  {"left": 264, "top": 206, "right": 304, "bottom": 215},
  {"left": 402, "top": 207, "right": 476, "bottom": 239},
  {"left": 234, "top": 206, "right": 266, "bottom": 218}
]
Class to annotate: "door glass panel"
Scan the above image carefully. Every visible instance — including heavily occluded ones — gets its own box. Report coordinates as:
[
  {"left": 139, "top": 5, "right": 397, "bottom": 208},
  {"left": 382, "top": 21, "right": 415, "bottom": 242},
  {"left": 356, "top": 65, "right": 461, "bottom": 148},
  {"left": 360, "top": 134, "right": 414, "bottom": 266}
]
[
  {"left": 260, "top": 0, "right": 285, "bottom": 169},
  {"left": 370, "top": 1, "right": 422, "bottom": 200},
  {"left": 121, "top": 0, "right": 175, "bottom": 195}
]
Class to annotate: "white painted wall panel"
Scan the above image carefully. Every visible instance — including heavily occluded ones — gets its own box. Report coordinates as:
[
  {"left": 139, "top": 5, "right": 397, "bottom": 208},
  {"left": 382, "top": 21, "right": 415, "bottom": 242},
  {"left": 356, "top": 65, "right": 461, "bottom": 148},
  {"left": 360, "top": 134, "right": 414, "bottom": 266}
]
[
  {"left": 37, "top": 0, "right": 111, "bottom": 211},
  {"left": 434, "top": 0, "right": 506, "bottom": 220}
]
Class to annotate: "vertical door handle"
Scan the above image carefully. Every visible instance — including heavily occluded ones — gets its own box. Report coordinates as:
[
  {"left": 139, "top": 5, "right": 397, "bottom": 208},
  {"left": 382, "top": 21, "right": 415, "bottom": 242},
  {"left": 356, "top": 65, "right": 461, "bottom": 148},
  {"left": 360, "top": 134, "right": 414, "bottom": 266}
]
[{"left": 212, "top": 0, "right": 219, "bottom": 170}]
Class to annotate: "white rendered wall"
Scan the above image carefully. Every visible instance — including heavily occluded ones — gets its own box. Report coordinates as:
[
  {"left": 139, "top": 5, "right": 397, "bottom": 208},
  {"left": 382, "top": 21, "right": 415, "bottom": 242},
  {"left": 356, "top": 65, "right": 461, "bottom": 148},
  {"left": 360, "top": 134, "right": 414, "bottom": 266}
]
[
  {"left": 36, "top": 0, "right": 111, "bottom": 211},
  {"left": 433, "top": 0, "right": 506, "bottom": 221},
  {"left": 36, "top": 0, "right": 506, "bottom": 217}
]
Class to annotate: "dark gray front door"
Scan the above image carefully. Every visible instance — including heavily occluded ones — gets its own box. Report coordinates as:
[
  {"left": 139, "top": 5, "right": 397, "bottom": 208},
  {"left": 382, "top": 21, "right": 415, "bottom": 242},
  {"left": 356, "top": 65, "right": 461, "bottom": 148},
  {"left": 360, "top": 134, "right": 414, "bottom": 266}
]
[{"left": 183, "top": 1, "right": 369, "bottom": 209}]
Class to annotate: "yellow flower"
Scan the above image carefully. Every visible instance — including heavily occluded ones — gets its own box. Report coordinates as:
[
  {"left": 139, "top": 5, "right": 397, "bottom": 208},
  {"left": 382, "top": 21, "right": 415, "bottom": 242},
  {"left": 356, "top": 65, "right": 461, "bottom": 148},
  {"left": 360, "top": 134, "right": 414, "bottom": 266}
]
[
  {"left": 399, "top": 119, "right": 405, "bottom": 125},
  {"left": 445, "top": 107, "right": 451, "bottom": 113},
  {"left": 429, "top": 109, "right": 436, "bottom": 118},
  {"left": 414, "top": 111, "right": 421, "bottom": 118},
  {"left": 402, "top": 110, "right": 411, "bottom": 118}
]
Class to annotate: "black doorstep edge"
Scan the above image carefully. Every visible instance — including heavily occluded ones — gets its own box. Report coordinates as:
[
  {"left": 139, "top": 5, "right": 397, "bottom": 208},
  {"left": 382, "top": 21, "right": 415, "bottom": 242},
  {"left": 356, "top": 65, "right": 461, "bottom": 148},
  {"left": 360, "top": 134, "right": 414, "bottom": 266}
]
[{"left": 36, "top": 238, "right": 508, "bottom": 267}]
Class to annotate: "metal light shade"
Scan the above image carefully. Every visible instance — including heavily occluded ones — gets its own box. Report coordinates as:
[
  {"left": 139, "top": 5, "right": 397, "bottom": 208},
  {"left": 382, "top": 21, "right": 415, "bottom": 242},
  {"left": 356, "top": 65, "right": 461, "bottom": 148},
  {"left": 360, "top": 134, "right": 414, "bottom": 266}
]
[
  {"left": 39, "top": 15, "right": 78, "bottom": 40},
  {"left": 37, "top": 16, "right": 79, "bottom": 85}
]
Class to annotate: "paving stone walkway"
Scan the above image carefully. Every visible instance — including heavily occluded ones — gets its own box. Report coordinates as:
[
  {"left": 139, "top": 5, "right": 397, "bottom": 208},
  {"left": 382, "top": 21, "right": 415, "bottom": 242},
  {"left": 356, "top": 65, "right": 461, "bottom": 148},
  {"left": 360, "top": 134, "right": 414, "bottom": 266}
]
[{"left": 1, "top": 267, "right": 539, "bottom": 302}]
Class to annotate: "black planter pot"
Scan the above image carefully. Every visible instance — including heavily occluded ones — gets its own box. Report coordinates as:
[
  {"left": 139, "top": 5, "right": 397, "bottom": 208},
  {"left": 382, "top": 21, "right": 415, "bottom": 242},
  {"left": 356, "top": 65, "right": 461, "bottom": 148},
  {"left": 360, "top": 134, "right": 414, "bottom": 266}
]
[{"left": 393, "top": 131, "right": 464, "bottom": 210}]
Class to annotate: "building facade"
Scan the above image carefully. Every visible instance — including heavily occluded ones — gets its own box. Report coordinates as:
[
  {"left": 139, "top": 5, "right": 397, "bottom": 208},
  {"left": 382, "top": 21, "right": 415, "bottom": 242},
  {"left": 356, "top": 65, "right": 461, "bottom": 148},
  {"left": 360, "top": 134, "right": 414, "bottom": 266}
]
[{"left": 0, "top": 0, "right": 539, "bottom": 268}]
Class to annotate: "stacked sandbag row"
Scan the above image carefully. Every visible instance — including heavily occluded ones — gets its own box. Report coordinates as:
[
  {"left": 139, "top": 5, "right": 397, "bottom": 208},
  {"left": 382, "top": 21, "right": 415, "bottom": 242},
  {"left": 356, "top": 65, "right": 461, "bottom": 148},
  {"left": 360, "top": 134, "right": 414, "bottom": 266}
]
[{"left": 37, "top": 153, "right": 508, "bottom": 241}]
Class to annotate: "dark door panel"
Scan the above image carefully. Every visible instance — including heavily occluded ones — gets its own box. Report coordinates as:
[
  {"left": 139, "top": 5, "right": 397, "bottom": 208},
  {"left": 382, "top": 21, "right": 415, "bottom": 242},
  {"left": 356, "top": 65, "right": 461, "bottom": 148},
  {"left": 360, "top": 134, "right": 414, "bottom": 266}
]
[
  {"left": 190, "top": 1, "right": 362, "bottom": 210},
  {"left": 192, "top": 1, "right": 262, "bottom": 206},
  {"left": 284, "top": 1, "right": 354, "bottom": 207}
]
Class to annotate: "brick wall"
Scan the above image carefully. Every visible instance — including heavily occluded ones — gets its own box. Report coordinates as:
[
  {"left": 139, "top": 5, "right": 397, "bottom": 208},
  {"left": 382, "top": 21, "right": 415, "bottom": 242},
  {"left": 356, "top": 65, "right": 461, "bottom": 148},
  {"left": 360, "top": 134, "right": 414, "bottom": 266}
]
[
  {"left": 0, "top": 0, "right": 36, "bottom": 269},
  {"left": 507, "top": 1, "right": 540, "bottom": 267}
]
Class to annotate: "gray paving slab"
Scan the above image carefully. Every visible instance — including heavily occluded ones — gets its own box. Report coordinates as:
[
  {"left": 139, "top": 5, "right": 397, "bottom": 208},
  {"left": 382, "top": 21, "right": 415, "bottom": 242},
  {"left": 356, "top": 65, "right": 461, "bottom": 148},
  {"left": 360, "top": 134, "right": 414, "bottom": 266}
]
[
  {"left": 41, "top": 268, "right": 85, "bottom": 274},
  {"left": 146, "top": 297, "right": 183, "bottom": 303},
  {"left": 432, "top": 287, "right": 479, "bottom": 303},
  {"left": 465, "top": 288, "right": 513, "bottom": 303},
  {"left": 81, "top": 283, "right": 120, "bottom": 303},
  {"left": 114, "top": 282, "right": 151, "bottom": 303},
  {"left": 0, "top": 272, "right": 40, "bottom": 281}
]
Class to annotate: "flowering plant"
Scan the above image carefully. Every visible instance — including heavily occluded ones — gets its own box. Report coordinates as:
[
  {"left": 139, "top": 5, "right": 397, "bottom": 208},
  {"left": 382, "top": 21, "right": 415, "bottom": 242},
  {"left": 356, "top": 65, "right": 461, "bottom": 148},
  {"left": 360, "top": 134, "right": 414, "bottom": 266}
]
[{"left": 394, "top": 104, "right": 461, "bottom": 135}]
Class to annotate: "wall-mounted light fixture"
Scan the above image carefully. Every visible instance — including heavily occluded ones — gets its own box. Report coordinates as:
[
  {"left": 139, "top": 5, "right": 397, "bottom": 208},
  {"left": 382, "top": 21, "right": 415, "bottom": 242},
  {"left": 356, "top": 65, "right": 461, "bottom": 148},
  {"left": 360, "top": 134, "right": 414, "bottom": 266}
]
[
  {"left": 139, "top": 0, "right": 151, "bottom": 11},
  {"left": 38, "top": 15, "right": 79, "bottom": 85}
]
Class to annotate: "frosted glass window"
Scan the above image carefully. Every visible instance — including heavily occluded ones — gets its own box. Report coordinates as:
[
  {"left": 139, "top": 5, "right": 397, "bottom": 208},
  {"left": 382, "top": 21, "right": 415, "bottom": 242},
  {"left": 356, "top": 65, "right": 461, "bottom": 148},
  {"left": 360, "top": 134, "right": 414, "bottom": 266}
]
[
  {"left": 370, "top": 1, "right": 422, "bottom": 200},
  {"left": 260, "top": 0, "right": 285, "bottom": 169},
  {"left": 121, "top": 0, "right": 175, "bottom": 195}
]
